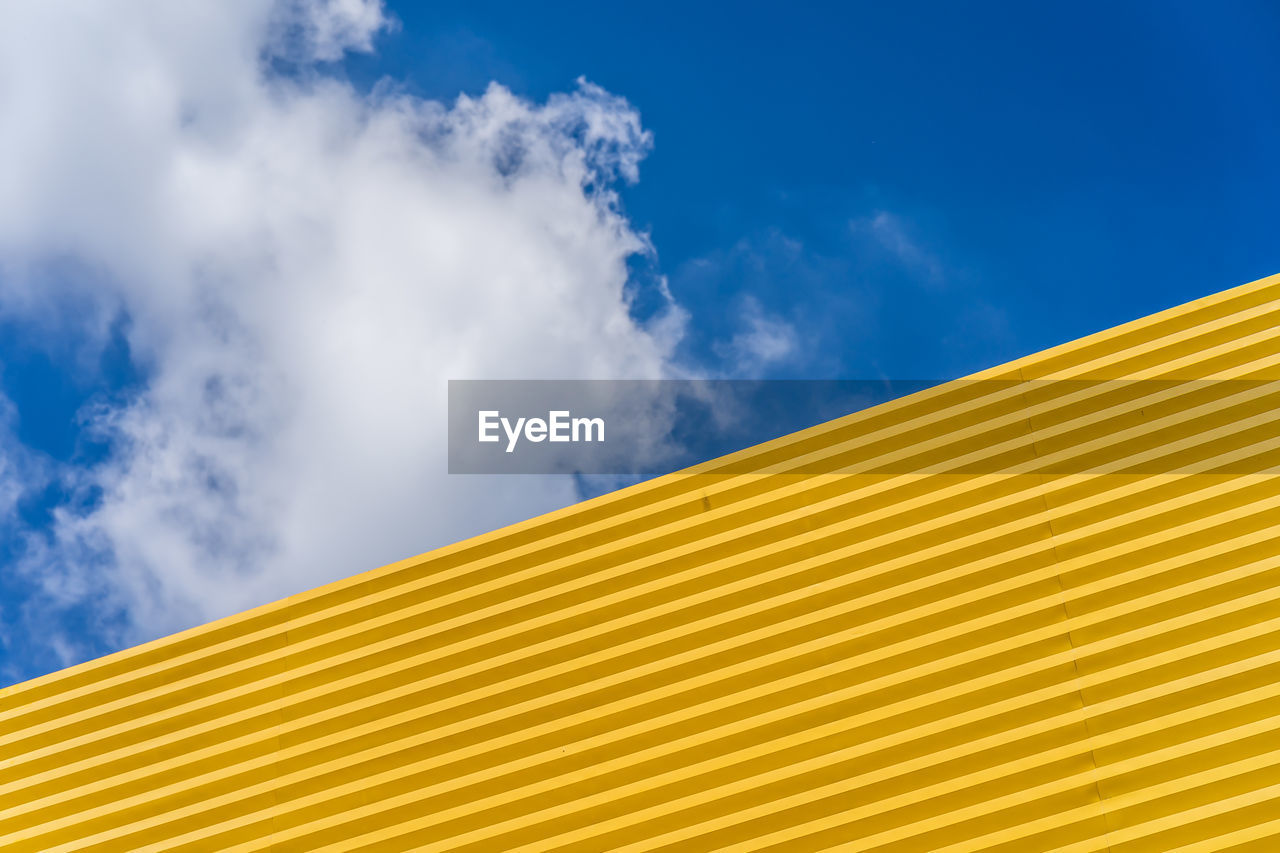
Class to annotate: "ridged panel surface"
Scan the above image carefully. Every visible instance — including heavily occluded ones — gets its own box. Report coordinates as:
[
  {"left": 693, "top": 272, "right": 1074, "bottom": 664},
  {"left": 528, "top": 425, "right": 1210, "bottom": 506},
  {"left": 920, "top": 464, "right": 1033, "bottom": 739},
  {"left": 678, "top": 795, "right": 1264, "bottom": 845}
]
[{"left": 4, "top": 273, "right": 1280, "bottom": 851}]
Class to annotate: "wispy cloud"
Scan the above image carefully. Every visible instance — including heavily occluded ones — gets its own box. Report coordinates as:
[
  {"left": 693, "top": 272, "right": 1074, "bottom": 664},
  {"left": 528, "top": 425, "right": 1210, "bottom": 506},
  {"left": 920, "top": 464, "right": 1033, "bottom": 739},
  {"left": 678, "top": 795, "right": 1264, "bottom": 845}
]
[
  {"left": 713, "top": 295, "right": 798, "bottom": 375},
  {"left": 851, "top": 211, "right": 944, "bottom": 284}
]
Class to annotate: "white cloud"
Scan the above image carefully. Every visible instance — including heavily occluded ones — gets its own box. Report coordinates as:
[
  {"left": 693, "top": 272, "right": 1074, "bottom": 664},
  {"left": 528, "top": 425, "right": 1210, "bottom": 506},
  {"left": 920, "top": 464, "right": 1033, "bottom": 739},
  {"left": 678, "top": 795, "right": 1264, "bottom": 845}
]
[
  {"left": 271, "top": 0, "right": 393, "bottom": 60},
  {"left": 714, "top": 295, "right": 798, "bottom": 375},
  {"left": 0, "top": 0, "right": 685, "bottom": 650},
  {"left": 851, "top": 211, "right": 943, "bottom": 284}
]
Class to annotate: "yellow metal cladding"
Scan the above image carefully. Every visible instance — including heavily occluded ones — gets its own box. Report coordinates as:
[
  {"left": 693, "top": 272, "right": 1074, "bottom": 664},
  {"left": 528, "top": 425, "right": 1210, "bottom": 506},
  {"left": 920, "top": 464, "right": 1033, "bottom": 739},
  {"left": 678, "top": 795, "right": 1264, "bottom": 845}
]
[{"left": 5, "top": 274, "right": 1280, "bottom": 852}]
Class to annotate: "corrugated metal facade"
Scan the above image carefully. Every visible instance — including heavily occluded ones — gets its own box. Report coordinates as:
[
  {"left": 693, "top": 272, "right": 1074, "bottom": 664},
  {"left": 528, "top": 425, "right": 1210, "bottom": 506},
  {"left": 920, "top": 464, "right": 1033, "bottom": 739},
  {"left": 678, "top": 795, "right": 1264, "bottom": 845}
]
[{"left": 4, "top": 273, "right": 1280, "bottom": 851}]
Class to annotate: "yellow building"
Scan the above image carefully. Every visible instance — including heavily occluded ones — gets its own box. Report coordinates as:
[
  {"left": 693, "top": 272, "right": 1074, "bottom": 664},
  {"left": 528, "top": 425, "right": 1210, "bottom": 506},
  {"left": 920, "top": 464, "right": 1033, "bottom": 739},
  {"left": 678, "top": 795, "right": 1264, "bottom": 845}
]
[{"left": 4, "top": 273, "right": 1280, "bottom": 851}]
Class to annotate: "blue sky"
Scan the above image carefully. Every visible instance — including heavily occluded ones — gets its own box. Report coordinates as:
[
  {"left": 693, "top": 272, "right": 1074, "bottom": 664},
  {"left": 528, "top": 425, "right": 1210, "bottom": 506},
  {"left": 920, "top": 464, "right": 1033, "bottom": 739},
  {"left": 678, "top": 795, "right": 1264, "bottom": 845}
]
[
  {"left": 1, "top": 0, "right": 1278, "bottom": 684},
  {"left": 348, "top": 0, "right": 1280, "bottom": 374}
]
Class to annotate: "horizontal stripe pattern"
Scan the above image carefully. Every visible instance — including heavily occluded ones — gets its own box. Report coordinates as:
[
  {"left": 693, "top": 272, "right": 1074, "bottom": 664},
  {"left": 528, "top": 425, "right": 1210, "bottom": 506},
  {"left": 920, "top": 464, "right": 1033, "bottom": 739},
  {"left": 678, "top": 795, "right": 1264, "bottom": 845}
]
[{"left": 4, "top": 273, "right": 1280, "bottom": 851}]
